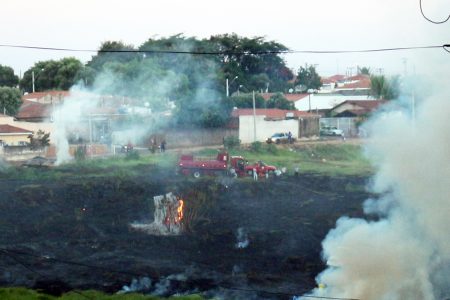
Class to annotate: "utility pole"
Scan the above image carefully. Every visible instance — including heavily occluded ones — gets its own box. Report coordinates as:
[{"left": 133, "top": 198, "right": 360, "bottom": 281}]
[
  {"left": 226, "top": 78, "right": 229, "bottom": 97},
  {"left": 32, "top": 70, "right": 35, "bottom": 93},
  {"left": 252, "top": 91, "right": 257, "bottom": 142}
]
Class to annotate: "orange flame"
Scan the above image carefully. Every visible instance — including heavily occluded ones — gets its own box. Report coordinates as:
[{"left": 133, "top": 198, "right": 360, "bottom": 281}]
[{"left": 177, "top": 199, "right": 184, "bottom": 222}]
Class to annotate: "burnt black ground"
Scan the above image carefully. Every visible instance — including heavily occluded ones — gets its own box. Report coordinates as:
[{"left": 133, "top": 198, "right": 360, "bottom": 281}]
[{"left": 0, "top": 166, "right": 372, "bottom": 299}]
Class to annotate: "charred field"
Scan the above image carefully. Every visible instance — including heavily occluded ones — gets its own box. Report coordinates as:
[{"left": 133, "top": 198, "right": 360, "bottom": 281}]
[{"left": 0, "top": 165, "right": 373, "bottom": 299}]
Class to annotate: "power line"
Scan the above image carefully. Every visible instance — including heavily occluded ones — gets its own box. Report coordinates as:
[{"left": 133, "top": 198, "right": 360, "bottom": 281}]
[
  {"left": 419, "top": 0, "right": 450, "bottom": 24},
  {"left": 0, "top": 43, "right": 446, "bottom": 55},
  {"left": 219, "top": 285, "right": 360, "bottom": 300},
  {"left": 0, "top": 248, "right": 146, "bottom": 277},
  {"left": 0, "top": 247, "right": 360, "bottom": 300},
  {"left": 0, "top": 249, "right": 94, "bottom": 300},
  {"left": 443, "top": 44, "right": 450, "bottom": 53}
]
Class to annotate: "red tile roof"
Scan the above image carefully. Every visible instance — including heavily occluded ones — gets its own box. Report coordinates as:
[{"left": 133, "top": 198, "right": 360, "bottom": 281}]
[
  {"left": 348, "top": 74, "right": 370, "bottom": 81},
  {"left": 334, "top": 100, "right": 387, "bottom": 111},
  {"left": 0, "top": 124, "right": 33, "bottom": 134},
  {"left": 337, "top": 78, "right": 371, "bottom": 89},
  {"left": 22, "top": 91, "right": 71, "bottom": 102},
  {"left": 15, "top": 100, "right": 52, "bottom": 120},
  {"left": 232, "top": 108, "right": 316, "bottom": 118},
  {"left": 321, "top": 75, "right": 346, "bottom": 84}
]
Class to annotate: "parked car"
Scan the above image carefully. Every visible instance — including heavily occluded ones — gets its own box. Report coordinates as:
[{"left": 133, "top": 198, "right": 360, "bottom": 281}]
[
  {"left": 266, "top": 132, "right": 295, "bottom": 144},
  {"left": 320, "top": 126, "right": 344, "bottom": 136}
]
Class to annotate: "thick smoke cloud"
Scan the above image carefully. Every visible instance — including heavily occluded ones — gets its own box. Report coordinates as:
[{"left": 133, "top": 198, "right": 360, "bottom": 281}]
[
  {"left": 52, "top": 48, "right": 223, "bottom": 164},
  {"left": 303, "top": 59, "right": 450, "bottom": 300}
]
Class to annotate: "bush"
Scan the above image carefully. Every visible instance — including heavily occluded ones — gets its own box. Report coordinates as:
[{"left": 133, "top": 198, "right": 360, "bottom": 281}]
[
  {"left": 125, "top": 150, "right": 140, "bottom": 160},
  {"left": 250, "top": 141, "right": 262, "bottom": 152},
  {"left": 223, "top": 136, "right": 240, "bottom": 149},
  {"left": 74, "top": 146, "right": 87, "bottom": 161},
  {"left": 265, "top": 143, "right": 278, "bottom": 154}
]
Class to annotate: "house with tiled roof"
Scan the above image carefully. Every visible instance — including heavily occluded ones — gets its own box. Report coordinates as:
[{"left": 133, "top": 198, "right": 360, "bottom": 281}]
[
  {"left": 294, "top": 94, "right": 376, "bottom": 116},
  {"left": 330, "top": 100, "right": 387, "bottom": 117},
  {"left": 22, "top": 90, "right": 70, "bottom": 104},
  {"left": 0, "top": 124, "right": 33, "bottom": 146},
  {"left": 15, "top": 100, "right": 53, "bottom": 122},
  {"left": 320, "top": 74, "right": 371, "bottom": 95}
]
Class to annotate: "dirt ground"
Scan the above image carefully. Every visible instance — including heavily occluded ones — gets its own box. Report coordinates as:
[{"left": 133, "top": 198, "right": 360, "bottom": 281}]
[{"left": 0, "top": 166, "right": 372, "bottom": 299}]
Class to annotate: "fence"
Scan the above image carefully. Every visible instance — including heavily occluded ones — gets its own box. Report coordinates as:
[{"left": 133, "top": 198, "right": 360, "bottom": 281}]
[
  {"left": 0, "top": 145, "right": 47, "bottom": 161},
  {"left": 320, "top": 117, "right": 358, "bottom": 137}
]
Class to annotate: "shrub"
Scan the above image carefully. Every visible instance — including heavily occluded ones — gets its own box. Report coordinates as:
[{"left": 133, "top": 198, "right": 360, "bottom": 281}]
[
  {"left": 223, "top": 136, "right": 240, "bottom": 149},
  {"left": 74, "top": 145, "right": 87, "bottom": 161},
  {"left": 265, "top": 143, "right": 278, "bottom": 154},
  {"left": 250, "top": 141, "right": 262, "bottom": 152},
  {"left": 125, "top": 150, "right": 140, "bottom": 160}
]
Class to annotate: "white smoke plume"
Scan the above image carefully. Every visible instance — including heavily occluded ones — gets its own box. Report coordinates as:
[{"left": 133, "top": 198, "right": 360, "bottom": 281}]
[
  {"left": 53, "top": 88, "right": 97, "bottom": 165},
  {"left": 302, "top": 60, "right": 450, "bottom": 299}
]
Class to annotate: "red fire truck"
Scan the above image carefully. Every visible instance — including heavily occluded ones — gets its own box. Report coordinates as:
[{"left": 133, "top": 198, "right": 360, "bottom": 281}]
[{"left": 177, "top": 152, "right": 278, "bottom": 178}]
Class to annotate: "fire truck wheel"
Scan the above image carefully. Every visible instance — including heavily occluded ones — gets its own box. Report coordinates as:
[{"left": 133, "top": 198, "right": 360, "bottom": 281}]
[{"left": 193, "top": 171, "right": 201, "bottom": 178}]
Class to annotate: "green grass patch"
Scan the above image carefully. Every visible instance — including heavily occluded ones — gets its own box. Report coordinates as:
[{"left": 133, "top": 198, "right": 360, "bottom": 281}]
[
  {"left": 0, "top": 287, "right": 204, "bottom": 300},
  {"left": 0, "top": 143, "right": 371, "bottom": 181},
  {"left": 228, "top": 143, "right": 372, "bottom": 176}
]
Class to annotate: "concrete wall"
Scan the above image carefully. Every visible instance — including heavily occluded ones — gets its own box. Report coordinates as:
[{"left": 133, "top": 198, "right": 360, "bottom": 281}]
[
  {"left": 163, "top": 128, "right": 239, "bottom": 149},
  {"left": 0, "top": 115, "right": 55, "bottom": 143},
  {"left": 239, "top": 115, "right": 299, "bottom": 143},
  {"left": 0, "top": 146, "right": 47, "bottom": 161},
  {"left": 298, "top": 117, "right": 320, "bottom": 138}
]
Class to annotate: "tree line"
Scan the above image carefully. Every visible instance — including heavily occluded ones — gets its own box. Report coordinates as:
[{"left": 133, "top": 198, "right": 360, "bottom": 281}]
[{"left": 0, "top": 34, "right": 401, "bottom": 126}]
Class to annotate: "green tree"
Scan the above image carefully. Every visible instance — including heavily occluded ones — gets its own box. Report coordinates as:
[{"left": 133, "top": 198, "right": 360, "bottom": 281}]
[
  {"left": 83, "top": 34, "right": 295, "bottom": 128},
  {"left": 28, "top": 130, "right": 50, "bottom": 149},
  {"left": 266, "top": 93, "right": 295, "bottom": 110},
  {"left": 295, "top": 64, "right": 322, "bottom": 91},
  {"left": 0, "top": 87, "right": 22, "bottom": 115},
  {"left": 209, "top": 34, "right": 293, "bottom": 93},
  {"left": 20, "top": 58, "right": 83, "bottom": 92},
  {"left": 0, "top": 65, "right": 19, "bottom": 87},
  {"left": 230, "top": 94, "right": 265, "bottom": 109},
  {"left": 87, "top": 40, "right": 137, "bottom": 72},
  {"left": 359, "top": 66, "right": 371, "bottom": 75},
  {"left": 370, "top": 75, "right": 400, "bottom": 100}
]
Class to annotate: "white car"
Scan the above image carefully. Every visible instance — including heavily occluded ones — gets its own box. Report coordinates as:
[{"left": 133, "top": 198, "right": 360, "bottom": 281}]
[{"left": 320, "top": 126, "right": 344, "bottom": 136}]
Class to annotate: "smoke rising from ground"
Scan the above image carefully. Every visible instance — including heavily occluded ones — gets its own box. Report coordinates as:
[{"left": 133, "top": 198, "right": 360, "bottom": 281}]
[{"left": 303, "top": 62, "right": 450, "bottom": 299}]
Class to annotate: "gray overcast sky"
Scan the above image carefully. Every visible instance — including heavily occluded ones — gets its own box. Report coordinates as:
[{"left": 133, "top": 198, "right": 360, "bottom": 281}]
[{"left": 1, "top": 0, "right": 449, "bottom": 77}]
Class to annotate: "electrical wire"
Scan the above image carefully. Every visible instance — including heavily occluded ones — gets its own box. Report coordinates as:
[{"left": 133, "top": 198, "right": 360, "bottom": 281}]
[
  {"left": 0, "top": 43, "right": 446, "bottom": 55},
  {"left": 0, "top": 247, "right": 360, "bottom": 300},
  {"left": 0, "top": 249, "right": 94, "bottom": 300},
  {"left": 443, "top": 44, "right": 450, "bottom": 53},
  {"left": 0, "top": 248, "right": 146, "bottom": 277},
  {"left": 419, "top": 0, "right": 450, "bottom": 24}
]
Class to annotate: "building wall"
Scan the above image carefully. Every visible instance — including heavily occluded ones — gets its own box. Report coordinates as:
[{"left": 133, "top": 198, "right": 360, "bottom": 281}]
[
  {"left": 0, "top": 134, "right": 31, "bottom": 146},
  {"left": 295, "top": 94, "right": 375, "bottom": 111},
  {"left": 0, "top": 116, "right": 55, "bottom": 143},
  {"left": 164, "top": 128, "right": 239, "bottom": 149},
  {"left": 298, "top": 117, "right": 320, "bottom": 138},
  {"left": 239, "top": 115, "right": 299, "bottom": 143}
]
